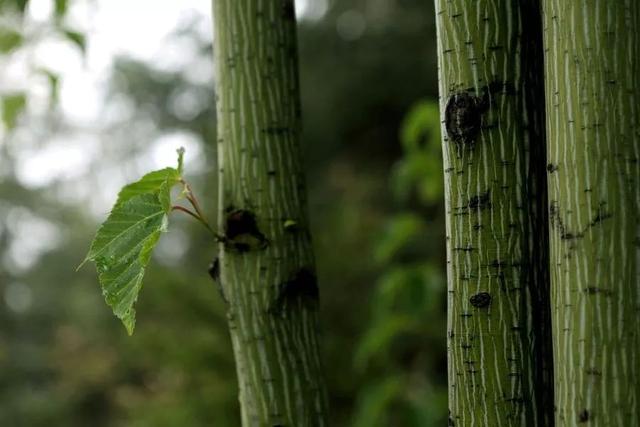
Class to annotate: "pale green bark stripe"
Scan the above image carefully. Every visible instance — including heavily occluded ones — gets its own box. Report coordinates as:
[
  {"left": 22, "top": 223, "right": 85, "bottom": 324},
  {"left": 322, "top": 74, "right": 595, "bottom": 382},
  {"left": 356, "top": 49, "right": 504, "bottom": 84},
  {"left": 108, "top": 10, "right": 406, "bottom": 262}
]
[
  {"left": 434, "top": 0, "right": 553, "bottom": 425},
  {"left": 212, "top": 1, "right": 328, "bottom": 425},
  {"left": 541, "top": 1, "right": 640, "bottom": 425}
]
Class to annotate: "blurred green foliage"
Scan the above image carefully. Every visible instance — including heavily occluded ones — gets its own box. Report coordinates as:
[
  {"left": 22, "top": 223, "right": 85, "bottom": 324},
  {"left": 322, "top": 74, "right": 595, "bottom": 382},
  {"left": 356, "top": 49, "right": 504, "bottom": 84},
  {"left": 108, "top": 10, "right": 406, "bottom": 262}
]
[
  {"left": 393, "top": 101, "right": 443, "bottom": 204},
  {"left": 0, "top": 27, "right": 22, "bottom": 53},
  {"left": 0, "top": 1, "right": 446, "bottom": 425},
  {"left": 350, "top": 99, "right": 446, "bottom": 426},
  {"left": 0, "top": 0, "right": 85, "bottom": 131},
  {"left": 0, "top": 0, "right": 28, "bottom": 15},
  {"left": 1, "top": 92, "right": 26, "bottom": 130}
]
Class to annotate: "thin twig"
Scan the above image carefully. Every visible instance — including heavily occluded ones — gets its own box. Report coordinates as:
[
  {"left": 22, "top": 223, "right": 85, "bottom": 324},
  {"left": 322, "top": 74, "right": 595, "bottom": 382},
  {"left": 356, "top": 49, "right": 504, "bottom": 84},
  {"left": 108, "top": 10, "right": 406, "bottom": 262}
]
[
  {"left": 177, "top": 181, "right": 225, "bottom": 242},
  {"left": 172, "top": 205, "right": 201, "bottom": 221}
]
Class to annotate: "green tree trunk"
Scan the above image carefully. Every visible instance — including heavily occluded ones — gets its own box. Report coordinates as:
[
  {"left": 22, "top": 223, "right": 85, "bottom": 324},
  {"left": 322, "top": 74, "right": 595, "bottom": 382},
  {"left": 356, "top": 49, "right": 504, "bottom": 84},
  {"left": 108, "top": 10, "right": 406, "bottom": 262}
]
[
  {"left": 211, "top": 1, "right": 328, "bottom": 425},
  {"left": 434, "top": 1, "right": 553, "bottom": 425},
  {"left": 541, "top": 1, "right": 640, "bottom": 425}
]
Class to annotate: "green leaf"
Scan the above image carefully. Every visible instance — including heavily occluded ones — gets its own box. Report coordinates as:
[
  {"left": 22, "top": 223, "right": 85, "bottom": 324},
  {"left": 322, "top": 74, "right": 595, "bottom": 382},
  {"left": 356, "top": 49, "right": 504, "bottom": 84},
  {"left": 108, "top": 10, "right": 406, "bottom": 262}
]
[
  {"left": 63, "top": 29, "right": 86, "bottom": 55},
  {"left": 85, "top": 193, "right": 169, "bottom": 335},
  {"left": 115, "top": 167, "right": 181, "bottom": 209},
  {"left": 0, "top": 27, "right": 22, "bottom": 53},
  {"left": 2, "top": 92, "right": 26, "bottom": 130},
  {"left": 81, "top": 152, "right": 185, "bottom": 334}
]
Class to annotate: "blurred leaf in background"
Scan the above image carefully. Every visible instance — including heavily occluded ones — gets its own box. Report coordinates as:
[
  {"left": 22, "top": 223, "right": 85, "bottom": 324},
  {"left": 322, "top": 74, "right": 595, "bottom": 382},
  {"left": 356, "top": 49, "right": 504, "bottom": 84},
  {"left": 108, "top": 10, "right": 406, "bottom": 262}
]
[
  {"left": 0, "top": 0, "right": 29, "bottom": 15},
  {"left": 393, "top": 101, "right": 443, "bottom": 205},
  {"left": 2, "top": 92, "right": 26, "bottom": 130},
  {"left": 54, "top": 0, "right": 68, "bottom": 21},
  {"left": 0, "top": 27, "right": 22, "bottom": 53},
  {"left": 62, "top": 29, "right": 85, "bottom": 55},
  {"left": 351, "top": 99, "right": 447, "bottom": 427}
]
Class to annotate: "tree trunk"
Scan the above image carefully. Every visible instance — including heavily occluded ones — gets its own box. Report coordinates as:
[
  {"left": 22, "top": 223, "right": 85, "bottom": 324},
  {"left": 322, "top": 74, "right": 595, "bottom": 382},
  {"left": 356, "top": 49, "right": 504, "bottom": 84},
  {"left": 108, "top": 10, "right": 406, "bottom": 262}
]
[
  {"left": 541, "top": 1, "right": 640, "bottom": 424},
  {"left": 434, "top": 1, "right": 553, "bottom": 425},
  {"left": 211, "top": 1, "right": 329, "bottom": 425}
]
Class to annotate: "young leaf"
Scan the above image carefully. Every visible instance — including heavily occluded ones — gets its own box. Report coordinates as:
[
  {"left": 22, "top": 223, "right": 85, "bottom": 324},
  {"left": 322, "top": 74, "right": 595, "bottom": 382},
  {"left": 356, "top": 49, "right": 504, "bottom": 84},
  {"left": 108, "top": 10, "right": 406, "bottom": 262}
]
[
  {"left": 88, "top": 193, "right": 167, "bottom": 334},
  {"left": 115, "top": 167, "right": 180, "bottom": 209},
  {"left": 81, "top": 152, "right": 184, "bottom": 334},
  {"left": 176, "top": 146, "right": 185, "bottom": 174}
]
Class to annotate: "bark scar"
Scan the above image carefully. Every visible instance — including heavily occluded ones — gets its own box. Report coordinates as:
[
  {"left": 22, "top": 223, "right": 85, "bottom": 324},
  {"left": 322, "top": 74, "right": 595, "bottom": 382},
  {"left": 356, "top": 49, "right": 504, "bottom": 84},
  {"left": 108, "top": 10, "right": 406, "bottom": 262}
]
[
  {"left": 223, "top": 208, "right": 269, "bottom": 252},
  {"left": 445, "top": 92, "right": 486, "bottom": 148},
  {"left": 578, "top": 409, "right": 590, "bottom": 423},
  {"left": 549, "top": 201, "right": 613, "bottom": 242},
  {"left": 444, "top": 80, "right": 511, "bottom": 151},
  {"left": 208, "top": 257, "right": 228, "bottom": 304},
  {"left": 470, "top": 292, "right": 492, "bottom": 308},
  {"left": 270, "top": 267, "right": 319, "bottom": 315},
  {"left": 454, "top": 189, "right": 491, "bottom": 215}
]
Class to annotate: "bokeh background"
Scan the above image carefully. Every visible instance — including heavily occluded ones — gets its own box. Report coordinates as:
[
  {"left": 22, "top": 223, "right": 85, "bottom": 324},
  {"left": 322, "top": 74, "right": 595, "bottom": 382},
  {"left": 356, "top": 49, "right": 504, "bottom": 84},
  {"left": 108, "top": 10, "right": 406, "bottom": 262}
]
[{"left": 0, "top": 0, "right": 446, "bottom": 425}]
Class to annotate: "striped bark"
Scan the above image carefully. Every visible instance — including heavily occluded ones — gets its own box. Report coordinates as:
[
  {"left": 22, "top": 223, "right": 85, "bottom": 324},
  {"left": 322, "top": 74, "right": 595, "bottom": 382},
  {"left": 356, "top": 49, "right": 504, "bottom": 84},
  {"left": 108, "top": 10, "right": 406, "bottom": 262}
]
[
  {"left": 211, "top": 1, "right": 328, "bottom": 425},
  {"left": 434, "top": 1, "right": 553, "bottom": 425},
  {"left": 541, "top": 1, "right": 640, "bottom": 425}
]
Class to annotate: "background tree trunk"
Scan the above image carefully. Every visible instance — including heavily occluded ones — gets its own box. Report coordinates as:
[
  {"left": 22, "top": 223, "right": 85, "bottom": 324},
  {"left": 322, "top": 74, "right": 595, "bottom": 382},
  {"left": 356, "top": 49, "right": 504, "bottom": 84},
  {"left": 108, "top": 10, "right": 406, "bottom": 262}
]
[
  {"left": 212, "top": 1, "right": 329, "bottom": 425},
  {"left": 541, "top": 1, "right": 640, "bottom": 425},
  {"left": 434, "top": 1, "right": 553, "bottom": 425}
]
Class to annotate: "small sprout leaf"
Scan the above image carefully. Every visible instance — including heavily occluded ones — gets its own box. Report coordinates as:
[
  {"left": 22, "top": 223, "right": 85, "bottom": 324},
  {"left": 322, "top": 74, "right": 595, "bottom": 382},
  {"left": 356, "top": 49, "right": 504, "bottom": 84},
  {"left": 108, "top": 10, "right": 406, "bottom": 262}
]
[{"left": 177, "top": 147, "right": 185, "bottom": 174}]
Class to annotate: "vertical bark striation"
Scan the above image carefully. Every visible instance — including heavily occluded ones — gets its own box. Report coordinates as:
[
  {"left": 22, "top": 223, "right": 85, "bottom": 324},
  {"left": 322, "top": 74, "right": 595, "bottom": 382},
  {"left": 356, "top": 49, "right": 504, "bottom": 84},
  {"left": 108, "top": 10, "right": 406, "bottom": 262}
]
[
  {"left": 212, "top": 1, "right": 328, "bottom": 425},
  {"left": 541, "top": 1, "right": 640, "bottom": 425},
  {"left": 434, "top": 1, "right": 553, "bottom": 425}
]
